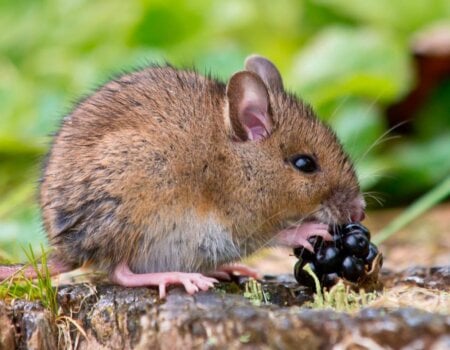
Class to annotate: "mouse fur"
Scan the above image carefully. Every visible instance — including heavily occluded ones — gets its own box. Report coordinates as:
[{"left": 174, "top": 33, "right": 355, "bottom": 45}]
[{"left": 34, "top": 56, "right": 364, "bottom": 278}]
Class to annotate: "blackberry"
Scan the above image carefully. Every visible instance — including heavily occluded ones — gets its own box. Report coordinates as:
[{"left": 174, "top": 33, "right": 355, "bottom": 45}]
[
  {"left": 294, "top": 260, "right": 315, "bottom": 289},
  {"left": 342, "top": 232, "right": 369, "bottom": 258},
  {"left": 292, "top": 222, "right": 381, "bottom": 289},
  {"left": 293, "top": 246, "right": 314, "bottom": 262},
  {"left": 308, "top": 236, "right": 325, "bottom": 251},
  {"left": 341, "top": 256, "right": 365, "bottom": 282},
  {"left": 315, "top": 246, "right": 342, "bottom": 273},
  {"left": 365, "top": 243, "right": 379, "bottom": 265},
  {"left": 293, "top": 236, "right": 324, "bottom": 261},
  {"left": 321, "top": 272, "right": 339, "bottom": 288},
  {"left": 341, "top": 222, "right": 371, "bottom": 240}
]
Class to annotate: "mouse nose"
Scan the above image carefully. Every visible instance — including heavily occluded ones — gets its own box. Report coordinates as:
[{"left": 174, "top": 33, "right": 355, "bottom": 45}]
[
  {"left": 351, "top": 210, "right": 365, "bottom": 222},
  {"left": 350, "top": 196, "right": 366, "bottom": 222}
]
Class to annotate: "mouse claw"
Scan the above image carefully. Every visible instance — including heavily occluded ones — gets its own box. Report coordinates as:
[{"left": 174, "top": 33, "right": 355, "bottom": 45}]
[
  {"left": 159, "top": 283, "right": 167, "bottom": 299},
  {"left": 294, "top": 237, "right": 315, "bottom": 253}
]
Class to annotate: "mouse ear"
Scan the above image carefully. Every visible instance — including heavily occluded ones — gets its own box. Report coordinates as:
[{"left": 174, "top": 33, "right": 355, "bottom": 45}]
[
  {"left": 226, "top": 71, "right": 273, "bottom": 141},
  {"left": 245, "top": 55, "right": 284, "bottom": 92}
]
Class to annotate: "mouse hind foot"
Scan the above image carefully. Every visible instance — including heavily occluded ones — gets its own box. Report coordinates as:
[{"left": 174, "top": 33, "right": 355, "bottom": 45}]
[{"left": 110, "top": 262, "right": 219, "bottom": 298}]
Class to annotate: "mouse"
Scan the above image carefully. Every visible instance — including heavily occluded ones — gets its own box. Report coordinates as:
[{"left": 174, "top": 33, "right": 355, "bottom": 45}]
[{"left": 0, "top": 55, "right": 365, "bottom": 298}]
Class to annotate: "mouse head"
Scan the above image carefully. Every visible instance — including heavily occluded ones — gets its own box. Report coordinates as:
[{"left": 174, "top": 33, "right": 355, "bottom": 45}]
[{"left": 221, "top": 55, "right": 365, "bottom": 239}]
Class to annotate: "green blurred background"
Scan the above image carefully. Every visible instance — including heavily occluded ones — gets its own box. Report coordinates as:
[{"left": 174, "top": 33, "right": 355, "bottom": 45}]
[{"left": 1, "top": 0, "right": 449, "bottom": 260}]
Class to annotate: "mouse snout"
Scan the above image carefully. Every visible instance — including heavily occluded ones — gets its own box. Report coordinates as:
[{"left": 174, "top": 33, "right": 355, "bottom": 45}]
[
  {"left": 318, "top": 192, "right": 366, "bottom": 225},
  {"left": 351, "top": 208, "right": 365, "bottom": 222},
  {"left": 349, "top": 196, "right": 366, "bottom": 222}
]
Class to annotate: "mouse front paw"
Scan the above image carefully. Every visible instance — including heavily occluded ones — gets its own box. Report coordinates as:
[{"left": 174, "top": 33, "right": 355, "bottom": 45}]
[
  {"left": 274, "top": 222, "right": 332, "bottom": 252},
  {"left": 111, "top": 263, "right": 218, "bottom": 298}
]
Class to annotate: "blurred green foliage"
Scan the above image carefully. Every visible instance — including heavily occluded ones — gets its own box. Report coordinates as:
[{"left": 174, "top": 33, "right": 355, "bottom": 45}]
[{"left": 0, "top": 0, "right": 449, "bottom": 259}]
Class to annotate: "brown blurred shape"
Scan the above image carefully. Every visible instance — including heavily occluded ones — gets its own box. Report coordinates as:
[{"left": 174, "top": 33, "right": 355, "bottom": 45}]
[{"left": 387, "top": 24, "right": 450, "bottom": 133}]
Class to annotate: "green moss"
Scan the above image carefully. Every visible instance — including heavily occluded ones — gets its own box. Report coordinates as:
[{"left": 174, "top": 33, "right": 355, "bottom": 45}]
[
  {"left": 243, "top": 279, "right": 270, "bottom": 306},
  {"left": 303, "top": 264, "right": 379, "bottom": 312}
]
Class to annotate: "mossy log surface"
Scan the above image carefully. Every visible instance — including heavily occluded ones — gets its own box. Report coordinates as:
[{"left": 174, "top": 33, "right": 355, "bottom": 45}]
[{"left": 0, "top": 266, "right": 449, "bottom": 350}]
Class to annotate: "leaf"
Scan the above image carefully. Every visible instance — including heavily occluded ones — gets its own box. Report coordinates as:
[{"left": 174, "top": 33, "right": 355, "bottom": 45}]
[
  {"left": 372, "top": 134, "right": 450, "bottom": 204},
  {"left": 324, "top": 98, "right": 386, "bottom": 157},
  {"left": 291, "top": 26, "right": 412, "bottom": 106},
  {"left": 133, "top": 1, "right": 207, "bottom": 48},
  {"left": 195, "top": 50, "right": 246, "bottom": 81},
  {"left": 0, "top": 218, "right": 47, "bottom": 262},
  {"left": 313, "top": 0, "right": 450, "bottom": 33}
]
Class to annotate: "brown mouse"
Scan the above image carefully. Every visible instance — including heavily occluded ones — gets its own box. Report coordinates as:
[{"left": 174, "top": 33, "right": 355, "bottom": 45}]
[{"left": 0, "top": 55, "right": 365, "bottom": 297}]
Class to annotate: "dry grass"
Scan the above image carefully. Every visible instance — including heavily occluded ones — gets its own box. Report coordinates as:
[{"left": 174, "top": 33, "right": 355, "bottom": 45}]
[{"left": 370, "top": 285, "right": 449, "bottom": 314}]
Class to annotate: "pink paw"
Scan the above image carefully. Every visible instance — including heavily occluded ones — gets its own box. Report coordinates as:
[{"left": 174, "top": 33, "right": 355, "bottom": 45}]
[
  {"left": 207, "top": 263, "right": 261, "bottom": 280},
  {"left": 275, "top": 222, "right": 332, "bottom": 252},
  {"left": 111, "top": 263, "right": 218, "bottom": 298}
]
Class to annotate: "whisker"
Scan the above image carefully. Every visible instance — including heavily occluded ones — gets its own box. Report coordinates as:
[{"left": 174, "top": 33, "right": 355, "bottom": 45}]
[
  {"left": 340, "top": 91, "right": 385, "bottom": 159},
  {"left": 363, "top": 191, "right": 385, "bottom": 206},
  {"left": 358, "top": 166, "right": 395, "bottom": 183},
  {"left": 330, "top": 95, "right": 350, "bottom": 120},
  {"left": 237, "top": 208, "right": 289, "bottom": 249},
  {"left": 358, "top": 172, "right": 387, "bottom": 180},
  {"left": 355, "top": 120, "right": 409, "bottom": 164},
  {"left": 364, "top": 190, "right": 384, "bottom": 198}
]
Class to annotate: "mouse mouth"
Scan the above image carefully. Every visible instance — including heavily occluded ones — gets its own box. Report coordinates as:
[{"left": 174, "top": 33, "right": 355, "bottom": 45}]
[{"left": 271, "top": 205, "right": 352, "bottom": 241}]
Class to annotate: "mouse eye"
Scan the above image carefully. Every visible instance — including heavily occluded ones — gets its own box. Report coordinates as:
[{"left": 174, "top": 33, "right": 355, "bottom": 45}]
[{"left": 291, "top": 155, "right": 318, "bottom": 173}]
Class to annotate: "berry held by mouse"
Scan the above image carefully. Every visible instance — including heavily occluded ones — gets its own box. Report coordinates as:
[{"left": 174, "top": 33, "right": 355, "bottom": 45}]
[
  {"left": 0, "top": 55, "right": 365, "bottom": 298},
  {"left": 293, "top": 222, "right": 382, "bottom": 289}
]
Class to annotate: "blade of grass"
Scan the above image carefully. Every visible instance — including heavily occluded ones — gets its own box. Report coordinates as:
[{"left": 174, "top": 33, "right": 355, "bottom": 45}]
[
  {"left": 303, "top": 263, "right": 324, "bottom": 306},
  {"left": 373, "top": 175, "right": 450, "bottom": 244},
  {"left": 22, "top": 244, "right": 58, "bottom": 315}
]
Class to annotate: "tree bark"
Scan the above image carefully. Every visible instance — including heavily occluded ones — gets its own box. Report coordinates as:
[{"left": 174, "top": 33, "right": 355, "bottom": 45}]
[{"left": 0, "top": 267, "right": 449, "bottom": 349}]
